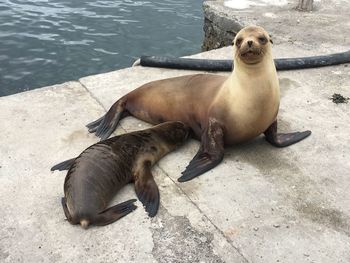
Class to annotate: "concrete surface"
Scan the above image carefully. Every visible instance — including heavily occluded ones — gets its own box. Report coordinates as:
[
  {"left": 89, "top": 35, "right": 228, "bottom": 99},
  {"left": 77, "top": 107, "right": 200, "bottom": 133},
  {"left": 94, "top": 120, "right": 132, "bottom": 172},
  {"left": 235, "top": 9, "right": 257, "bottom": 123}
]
[
  {"left": 203, "top": 0, "right": 350, "bottom": 51},
  {"left": 1, "top": 1, "right": 350, "bottom": 262}
]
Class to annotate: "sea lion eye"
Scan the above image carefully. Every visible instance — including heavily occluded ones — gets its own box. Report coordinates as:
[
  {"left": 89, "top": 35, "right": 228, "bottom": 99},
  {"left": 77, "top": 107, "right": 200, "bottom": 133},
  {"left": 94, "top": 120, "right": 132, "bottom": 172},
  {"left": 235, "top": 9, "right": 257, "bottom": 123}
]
[
  {"left": 258, "top": 36, "right": 267, "bottom": 44},
  {"left": 235, "top": 38, "right": 243, "bottom": 47}
]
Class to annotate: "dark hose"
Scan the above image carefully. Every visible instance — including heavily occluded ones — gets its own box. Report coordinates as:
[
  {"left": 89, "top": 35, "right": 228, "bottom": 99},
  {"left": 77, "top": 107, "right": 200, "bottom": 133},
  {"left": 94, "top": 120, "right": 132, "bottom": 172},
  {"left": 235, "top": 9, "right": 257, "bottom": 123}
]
[{"left": 139, "top": 50, "right": 350, "bottom": 71}]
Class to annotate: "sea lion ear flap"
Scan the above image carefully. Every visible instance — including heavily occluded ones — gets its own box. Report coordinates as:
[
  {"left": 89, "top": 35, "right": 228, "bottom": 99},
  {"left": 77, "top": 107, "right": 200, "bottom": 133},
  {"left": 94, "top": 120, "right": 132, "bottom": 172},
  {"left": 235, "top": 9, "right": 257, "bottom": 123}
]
[{"left": 269, "top": 35, "right": 273, "bottom": 44}]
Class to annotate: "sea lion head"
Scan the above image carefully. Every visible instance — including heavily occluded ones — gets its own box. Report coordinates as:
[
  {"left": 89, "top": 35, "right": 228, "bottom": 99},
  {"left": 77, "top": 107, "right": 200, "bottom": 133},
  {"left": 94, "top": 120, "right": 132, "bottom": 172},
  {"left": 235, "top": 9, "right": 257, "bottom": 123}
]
[
  {"left": 154, "top": 121, "right": 189, "bottom": 147},
  {"left": 233, "top": 25, "right": 273, "bottom": 65}
]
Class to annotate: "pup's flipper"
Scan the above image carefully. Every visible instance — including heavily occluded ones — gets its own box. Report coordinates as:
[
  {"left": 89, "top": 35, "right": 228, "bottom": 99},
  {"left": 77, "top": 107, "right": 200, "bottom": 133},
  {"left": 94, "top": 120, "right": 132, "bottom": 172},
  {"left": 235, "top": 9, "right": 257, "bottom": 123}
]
[
  {"left": 135, "top": 162, "right": 160, "bottom": 217},
  {"left": 264, "top": 120, "right": 311, "bottom": 147},
  {"left": 93, "top": 199, "right": 137, "bottom": 227},
  {"left": 51, "top": 158, "right": 76, "bottom": 171},
  {"left": 178, "top": 119, "right": 224, "bottom": 182}
]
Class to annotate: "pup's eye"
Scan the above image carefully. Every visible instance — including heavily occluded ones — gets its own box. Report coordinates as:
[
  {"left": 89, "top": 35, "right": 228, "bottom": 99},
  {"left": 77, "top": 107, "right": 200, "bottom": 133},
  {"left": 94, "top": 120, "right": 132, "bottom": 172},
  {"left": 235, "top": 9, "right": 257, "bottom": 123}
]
[
  {"left": 258, "top": 37, "right": 267, "bottom": 44},
  {"left": 235, "top": 38, "right": 243, "bottom": 46}
]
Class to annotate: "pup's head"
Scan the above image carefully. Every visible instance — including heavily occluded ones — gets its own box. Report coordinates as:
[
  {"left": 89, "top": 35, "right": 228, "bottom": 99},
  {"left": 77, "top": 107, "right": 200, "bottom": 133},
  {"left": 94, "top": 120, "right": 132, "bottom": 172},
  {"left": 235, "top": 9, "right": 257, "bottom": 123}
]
[
  {"left": 153, "top": 121, "right": 189, "bottom": 147},
  {"left": 233, "top": 26, "right": 273, "bottom": 65}
]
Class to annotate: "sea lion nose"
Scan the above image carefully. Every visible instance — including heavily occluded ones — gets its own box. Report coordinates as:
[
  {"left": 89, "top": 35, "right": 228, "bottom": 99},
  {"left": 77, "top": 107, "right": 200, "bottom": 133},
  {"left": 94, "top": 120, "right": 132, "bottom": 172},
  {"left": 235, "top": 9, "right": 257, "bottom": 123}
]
[{"left": 247, "top": 40, "right": 253, "bottom": 47}]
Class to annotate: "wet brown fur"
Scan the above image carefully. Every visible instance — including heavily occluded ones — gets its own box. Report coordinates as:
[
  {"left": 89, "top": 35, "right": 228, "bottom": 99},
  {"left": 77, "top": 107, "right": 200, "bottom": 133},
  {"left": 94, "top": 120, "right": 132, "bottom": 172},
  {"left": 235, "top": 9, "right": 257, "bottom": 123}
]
[
  {"left": 57, "top": 122, "right": 189, "bottom": 228},
  {"left": 107, "top": 26, "right": 278, "bottom": 144},
  {"left": 124, "top": 74, "right": 226, "bottom": 139}
]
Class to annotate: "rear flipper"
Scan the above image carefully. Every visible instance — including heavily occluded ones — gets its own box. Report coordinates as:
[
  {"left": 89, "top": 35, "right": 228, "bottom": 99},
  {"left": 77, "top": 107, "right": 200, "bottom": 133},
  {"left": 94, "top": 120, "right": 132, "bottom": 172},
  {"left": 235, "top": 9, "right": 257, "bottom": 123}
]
[
  {"left": 264, "top": 120, "right": 311, "bottom": 147},
  {"left": 93, "top": 199, "right": 137, "bottom": 227},
  {"left": 51, "top": 158, "right": 76, "bottom": 171},
  {"left": 135, "top": 162, "right": 160, "bottom": 217},
  {"left": 61, "top": 197, "right": 76, "bottom": 224},
  {"left": 86, "top": 99, "right": 126, "bottom": 140},
  {"left": 86, "top": 115, "right": 105, "bottom": 133}
]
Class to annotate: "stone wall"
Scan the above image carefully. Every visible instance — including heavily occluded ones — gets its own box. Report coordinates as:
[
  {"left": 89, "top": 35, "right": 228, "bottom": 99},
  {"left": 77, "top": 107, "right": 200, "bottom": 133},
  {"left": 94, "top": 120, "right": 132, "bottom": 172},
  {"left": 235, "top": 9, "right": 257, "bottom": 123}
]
[
  {"left": 202, "top": 1, "right": 243, "bottom": 51},
  {"left": 202, "top": 0, "right": 350, "bottom": 54}
]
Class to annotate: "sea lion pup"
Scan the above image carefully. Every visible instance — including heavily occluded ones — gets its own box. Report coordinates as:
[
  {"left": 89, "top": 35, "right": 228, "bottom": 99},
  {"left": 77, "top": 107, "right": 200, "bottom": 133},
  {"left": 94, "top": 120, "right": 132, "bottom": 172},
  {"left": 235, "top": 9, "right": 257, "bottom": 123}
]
[
  {"left": 87, "top": 25, "right": 311, "bottom": 182},
  {"left": 51, "top": 121, "right": 189, "bottom": 229}
]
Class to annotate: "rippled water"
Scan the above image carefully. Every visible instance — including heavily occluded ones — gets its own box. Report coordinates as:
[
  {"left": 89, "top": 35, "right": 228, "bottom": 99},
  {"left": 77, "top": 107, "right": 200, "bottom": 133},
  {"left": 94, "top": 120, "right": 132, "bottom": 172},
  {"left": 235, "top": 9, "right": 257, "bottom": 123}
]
[{"left": 0, "top": 0, "right": 203, "bottom": 96}]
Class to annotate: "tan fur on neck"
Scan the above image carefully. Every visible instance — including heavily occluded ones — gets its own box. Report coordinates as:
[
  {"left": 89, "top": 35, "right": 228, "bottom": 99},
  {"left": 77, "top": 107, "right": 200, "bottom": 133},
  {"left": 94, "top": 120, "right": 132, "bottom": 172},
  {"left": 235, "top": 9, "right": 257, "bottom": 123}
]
[{"left": 212, "top": 26, "right": 280, "bottom": 144}]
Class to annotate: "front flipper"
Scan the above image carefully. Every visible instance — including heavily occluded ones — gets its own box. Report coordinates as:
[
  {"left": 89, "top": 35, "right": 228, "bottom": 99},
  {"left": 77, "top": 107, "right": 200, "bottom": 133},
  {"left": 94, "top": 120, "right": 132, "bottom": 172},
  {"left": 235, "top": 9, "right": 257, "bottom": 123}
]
[
  {"left": 134, "top": 161, "right": 160, "bottom": 217},
  {"left": 178, "top": 118, "right": 224, "bottom": 182},
  {"left": 264, "top": 120, "right": 311, "bottom": 147},
  {"left": 93, "top": 199, "right": 137, "bottom": 227},
  {"left": 51, "top": 158, "right": 76, "bottom": 171}
]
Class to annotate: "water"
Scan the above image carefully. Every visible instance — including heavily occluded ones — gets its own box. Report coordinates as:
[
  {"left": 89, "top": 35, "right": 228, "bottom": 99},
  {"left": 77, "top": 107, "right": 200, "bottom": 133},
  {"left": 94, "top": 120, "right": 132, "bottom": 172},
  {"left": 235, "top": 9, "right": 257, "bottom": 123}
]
[{"left": 0, "top": 0, "right": 203, "bottom": 97}]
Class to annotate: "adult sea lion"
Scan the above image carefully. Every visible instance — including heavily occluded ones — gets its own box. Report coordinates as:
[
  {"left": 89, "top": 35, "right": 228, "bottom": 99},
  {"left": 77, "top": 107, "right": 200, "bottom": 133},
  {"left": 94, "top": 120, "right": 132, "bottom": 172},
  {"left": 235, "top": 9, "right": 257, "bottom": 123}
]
[
  {"left": 87, "top": 25, "right": 311, "bottom": 182},
  {"left": 51, "top": 121, "right": 189, "bottom": 229}
]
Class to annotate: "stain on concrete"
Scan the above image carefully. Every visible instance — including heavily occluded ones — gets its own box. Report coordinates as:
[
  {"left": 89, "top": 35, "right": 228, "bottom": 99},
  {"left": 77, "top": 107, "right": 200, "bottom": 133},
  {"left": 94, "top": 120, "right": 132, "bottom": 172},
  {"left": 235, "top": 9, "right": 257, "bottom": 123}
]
[
  {"left": 330, "top": 93, "right": 349, "bottom": 104},
  {"left": 237, "top": 134, "right": 350, "bottom": 236},
  {"left": 0, "top": 248, "right": 9, "bottom": 261},
  {"left": 62, "top": 129, "right": 90, "bottom": 143},
  {"left": 151, "top": 206, "right": 224, "bottom": 263},
  {"left": 279, "top": 78, "right": 301, "bottom": 98},
  {"left": 297, "top": 202, "right": 350, "bottom": 237}
]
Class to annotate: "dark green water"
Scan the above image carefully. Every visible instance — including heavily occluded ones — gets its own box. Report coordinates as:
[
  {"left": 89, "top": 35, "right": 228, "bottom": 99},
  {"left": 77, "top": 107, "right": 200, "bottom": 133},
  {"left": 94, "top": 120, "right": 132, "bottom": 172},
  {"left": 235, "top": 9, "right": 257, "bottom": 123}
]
[{"left": 0, "top": 0, "right": 203, "bottom": 96}]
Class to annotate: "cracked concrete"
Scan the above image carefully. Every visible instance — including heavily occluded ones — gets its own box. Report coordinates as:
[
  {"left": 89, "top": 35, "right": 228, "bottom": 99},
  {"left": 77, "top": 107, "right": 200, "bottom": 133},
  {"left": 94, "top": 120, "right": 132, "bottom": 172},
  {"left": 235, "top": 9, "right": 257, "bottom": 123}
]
[
  {"left": 151, "top": 206, "right": 223, "bottom": 263},
  {"left": 1, "top": 0, "right": 350, "bottom": 262}
]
